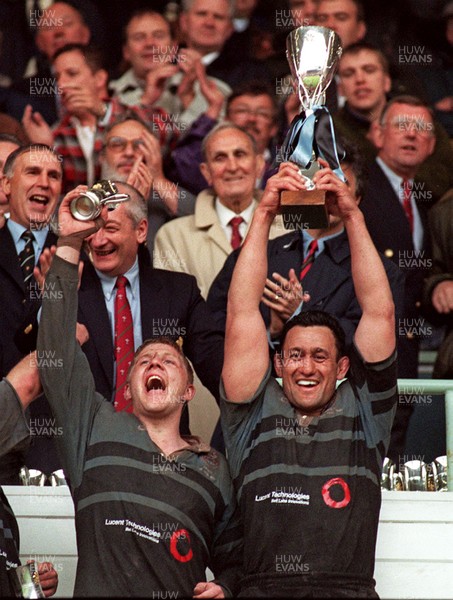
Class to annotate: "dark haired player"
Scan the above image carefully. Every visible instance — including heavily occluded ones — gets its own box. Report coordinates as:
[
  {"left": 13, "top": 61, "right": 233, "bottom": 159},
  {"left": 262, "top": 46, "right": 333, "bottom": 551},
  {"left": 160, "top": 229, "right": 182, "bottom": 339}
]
[{"left": 221, "top": 160, "right": 397, "bottom": 597}]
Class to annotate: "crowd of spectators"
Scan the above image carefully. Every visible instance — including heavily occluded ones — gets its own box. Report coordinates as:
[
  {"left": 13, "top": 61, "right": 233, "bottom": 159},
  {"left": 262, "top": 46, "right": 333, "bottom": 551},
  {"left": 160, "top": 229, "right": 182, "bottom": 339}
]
[{"left": 0, "top": 0, "right": 452, "bottom": 596}]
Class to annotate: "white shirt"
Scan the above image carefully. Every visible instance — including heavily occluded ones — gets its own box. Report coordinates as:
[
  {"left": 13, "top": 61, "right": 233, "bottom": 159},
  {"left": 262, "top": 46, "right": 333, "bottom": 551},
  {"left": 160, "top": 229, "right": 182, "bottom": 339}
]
[{"left": 215, "top": 197, "right": 255, "bottom": 244}]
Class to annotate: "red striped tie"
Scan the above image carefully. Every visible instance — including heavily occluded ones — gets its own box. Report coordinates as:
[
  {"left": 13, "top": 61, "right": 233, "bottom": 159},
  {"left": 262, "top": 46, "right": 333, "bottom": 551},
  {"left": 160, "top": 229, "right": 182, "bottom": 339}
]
[
  {"left": 114, "top": 276, "right": 134, "bottom": 412},
  {"left": 229, "top": 216, "right": 244, "bottom": 250},
  {"left": 401, "top": 179, "right": 414, "bottom": 233},
  {"left": 300, "top": 240, "right": 318, "bottom": 280}
]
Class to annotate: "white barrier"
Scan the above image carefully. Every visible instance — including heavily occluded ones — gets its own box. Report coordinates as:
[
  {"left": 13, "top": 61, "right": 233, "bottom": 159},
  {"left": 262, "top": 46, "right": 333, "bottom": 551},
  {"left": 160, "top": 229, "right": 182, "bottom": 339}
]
[{"left": 5, "top": 486, "right": 453, "bottom": 599}]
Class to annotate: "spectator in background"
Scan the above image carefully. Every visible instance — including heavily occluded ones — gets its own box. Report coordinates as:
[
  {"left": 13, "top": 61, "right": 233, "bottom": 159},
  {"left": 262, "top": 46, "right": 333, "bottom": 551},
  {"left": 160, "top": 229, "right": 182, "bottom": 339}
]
[
  {"left": 100, "top": 114, "right": 195, "bottom": 253},
  {"left": 154, "top": 123, "right": 285, "bottom": 299},
  {"left": 0, "top": 135, "right": 21, "bottom": 219},
  {"left": 294, "top": 0, "right": 368, "bottom": 114},
  {"left": 168, "top": 77, "right": 279, "bottom": 195},
  {"left": 359, "top": 96, "right": 437, "bottom": 460},
  {"left": 422, "top": 189, "right": 453, "bottom": 378},
  {"left": 0, "top": 144, "right": 62, "bottom": 481},
  {"left": 335, "top": 43, "right": 453, "bottom": 203},
  {"left": 109, "top": 8, "right": 231, "bottom": 131},
  {"left": 315, "top": 0, "right": 366, "bottom": 48},
  {"left": 7, "top": 2, "right": 92, "bottom": 126},
  {"left": 179, "top": 0, "right": 271, "bottom": 88},
  {"left": 287, "top": 0, "right": 318, "bottom": 25},
  {"left": 74, "top": 182, "right": 224, "bottom": 441},
  {"left": 22, "top": 43, "right": 177, "bottom": 193}
]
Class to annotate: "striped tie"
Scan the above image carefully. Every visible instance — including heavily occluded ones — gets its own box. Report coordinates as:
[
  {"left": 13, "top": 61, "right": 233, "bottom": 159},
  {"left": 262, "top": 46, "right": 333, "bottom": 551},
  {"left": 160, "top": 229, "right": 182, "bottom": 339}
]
[
  {"left": 19, "top": 230, "right": 36, "bottom": 286},
  {"left": 114, "top": 276, "right": 135, "bottom": 412},
  {"left": 300, "top": 240, "right": 318, "bottom": 280}
]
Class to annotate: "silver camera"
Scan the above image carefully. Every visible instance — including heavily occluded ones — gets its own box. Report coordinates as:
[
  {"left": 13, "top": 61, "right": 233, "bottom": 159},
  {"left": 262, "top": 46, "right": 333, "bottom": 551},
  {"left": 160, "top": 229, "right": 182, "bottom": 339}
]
[{"left": 70, "top": 180, "right": 130, "bottom": 221}]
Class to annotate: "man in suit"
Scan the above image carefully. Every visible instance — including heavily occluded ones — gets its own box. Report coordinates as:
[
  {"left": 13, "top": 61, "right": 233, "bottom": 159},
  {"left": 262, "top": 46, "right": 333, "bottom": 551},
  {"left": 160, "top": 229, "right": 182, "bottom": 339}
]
[
  {"left": 76, "top": 181, "right": 224, "bottom": 436},
  {"left": 179, "top": 0, "right": 271, "bottom": 89},
  {"left": 207, "top": 146, "right": 404, "bottom": 452},
  {"left": 207, "top": 148, "right": 403, "bottom": 348},
  {"left": 0, "top": 144, "right": 62, "bottom": 480},
  {"left": 334, "top": 44, "right": 453, "bottom": 203},
  {"left": 167, "top": 80, "right": 279, "bottom": 196},
  {"left": 359, "top": 96, "right": 437, "bottom": 460}
]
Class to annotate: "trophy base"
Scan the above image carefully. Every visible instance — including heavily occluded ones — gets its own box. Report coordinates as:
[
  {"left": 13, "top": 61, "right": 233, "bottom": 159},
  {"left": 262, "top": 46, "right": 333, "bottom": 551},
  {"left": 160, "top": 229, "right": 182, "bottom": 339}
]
[{"left": 280, "top": 189, "right": 329, "bottom": 230}]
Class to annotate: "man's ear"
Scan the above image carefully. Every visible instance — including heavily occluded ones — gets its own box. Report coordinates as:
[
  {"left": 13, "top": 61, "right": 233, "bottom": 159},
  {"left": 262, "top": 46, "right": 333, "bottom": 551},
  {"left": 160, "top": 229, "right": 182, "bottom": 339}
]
[
  {"left": 182, "top": 384, "right": 195, "bottom": 404},
  {"left": 94, "top": 69, "right": 108, "bottom": 93},
  {"left": 136, "top": 218, "right": 148, "bottom": 244},
  {"left": 200, "top": 162, "right": 212, "bottom": 186},
  {"left": 124, "top": 383, "right": 132, "bottom": 401},
  {"left": 2, "top": 175, "right": 10, "bottom": 197},
  {"left": 274, "top": 352, "right": 283, "bottom": 377},
  {"left": 336, "top": 355, "right": 350, "bottom": 380}
]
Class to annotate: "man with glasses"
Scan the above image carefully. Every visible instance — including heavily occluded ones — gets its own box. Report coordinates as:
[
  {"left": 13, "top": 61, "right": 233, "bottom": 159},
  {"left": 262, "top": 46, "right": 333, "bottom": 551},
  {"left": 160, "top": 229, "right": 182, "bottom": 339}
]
[
  {"left": 22, "top": 43, "right": 177, "bottom": 193},
  {"left": 100, "top": 114, "right": 195, "bottom": 252}
]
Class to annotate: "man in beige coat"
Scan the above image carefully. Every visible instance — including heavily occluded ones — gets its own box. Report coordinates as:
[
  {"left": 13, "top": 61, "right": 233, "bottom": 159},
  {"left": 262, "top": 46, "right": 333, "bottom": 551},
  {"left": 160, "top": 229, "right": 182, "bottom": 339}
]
[
  {"left": 154, "top": 123, "right": 285, "bottom": 298},
  {"left": 154, "top": 123, "right": 286, "bottom": 443}
]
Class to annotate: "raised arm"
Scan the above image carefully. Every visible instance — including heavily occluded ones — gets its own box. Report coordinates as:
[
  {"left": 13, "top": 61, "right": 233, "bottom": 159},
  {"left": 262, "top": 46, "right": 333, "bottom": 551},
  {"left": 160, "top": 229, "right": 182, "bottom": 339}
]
[
  {"left": 222, "top": 163, "right": 305, "bottom": 402},
  {"left": 313, "top": 164, "right": 395, "bottom": 362}
]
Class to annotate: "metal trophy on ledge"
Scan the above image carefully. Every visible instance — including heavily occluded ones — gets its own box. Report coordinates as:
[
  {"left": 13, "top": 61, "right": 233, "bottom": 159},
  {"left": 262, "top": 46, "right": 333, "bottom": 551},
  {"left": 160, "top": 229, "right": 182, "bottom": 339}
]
[{"left": 280, "top": 26, "right": 344, "bottom": 230}]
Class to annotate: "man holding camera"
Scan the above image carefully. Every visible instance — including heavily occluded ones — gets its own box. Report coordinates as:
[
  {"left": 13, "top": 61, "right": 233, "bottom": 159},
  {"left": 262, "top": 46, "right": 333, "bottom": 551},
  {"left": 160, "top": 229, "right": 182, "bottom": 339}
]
[{"left": 36, "top": 186, "right": 240, "bottom": 597}]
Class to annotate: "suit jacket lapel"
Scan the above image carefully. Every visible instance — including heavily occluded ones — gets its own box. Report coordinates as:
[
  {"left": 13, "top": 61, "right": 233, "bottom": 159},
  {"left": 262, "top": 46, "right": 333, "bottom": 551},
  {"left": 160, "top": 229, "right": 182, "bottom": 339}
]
[
  {"left": 78, "top": 260, "right": 114, "bottom": 386},
  {"left": 0, "top": 226, "right": 25, "bottom": 292},
  {"left": 139, "top": 263, "right": 166, "bottom": 340},
  {"left": 302, "top": 232, "right": 350, "bottom": 308}
]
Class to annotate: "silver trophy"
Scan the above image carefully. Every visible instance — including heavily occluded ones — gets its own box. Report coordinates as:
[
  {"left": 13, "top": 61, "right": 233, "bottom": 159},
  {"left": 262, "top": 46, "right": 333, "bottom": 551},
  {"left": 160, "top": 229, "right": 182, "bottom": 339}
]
[
  {"left": 431, "top": 456, "right": 448, "bottom": 491},
  {"left": 70, "top": 180, "right": 130, "bottom": 221},
  {"left": 381, "top": 457, "right": 395, "bottom": 491},
  {"left": 280, "top": 26, "right": 343, "bottom": 230},
  {"left": 403, "top": 460, "right": 429, "bottom": 491}
]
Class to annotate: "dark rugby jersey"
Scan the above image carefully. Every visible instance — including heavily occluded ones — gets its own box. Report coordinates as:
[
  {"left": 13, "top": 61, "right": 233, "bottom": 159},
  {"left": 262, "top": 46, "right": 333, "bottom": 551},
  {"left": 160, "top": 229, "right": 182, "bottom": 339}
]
[
  {"left": 0, "top": 489, "right": 20, "bottom": 596},
  {"left": 38, "top": 257, "right": 241, "bottom": 598},
  {"left": 221, "top": 345, "right": 397, "bottom": 592}
]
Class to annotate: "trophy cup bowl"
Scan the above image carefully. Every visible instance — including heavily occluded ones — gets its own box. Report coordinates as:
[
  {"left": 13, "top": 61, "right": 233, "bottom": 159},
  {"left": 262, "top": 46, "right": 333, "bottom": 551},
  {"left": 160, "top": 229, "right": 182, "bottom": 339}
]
[
  {"left": 403, "top": 460, "right": 429, "bottom": 491},
  {"left": 280, "top": 26, "right": 343, "bottom": 230},
  {"left": 381, "top": 457, "right": 395, "bottom": 491},
  {"left": 431, "top": 456, "right": 448, "bottom": 491}
]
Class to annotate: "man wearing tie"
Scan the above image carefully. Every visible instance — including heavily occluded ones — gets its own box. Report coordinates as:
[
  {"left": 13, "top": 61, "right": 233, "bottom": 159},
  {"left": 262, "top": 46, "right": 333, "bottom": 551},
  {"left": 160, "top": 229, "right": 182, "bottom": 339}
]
[
  {"left": 207, "top": 145, "right": 403, "bottom": 352},
  {"left": 358, "top": 96, "right": 436, "bottom": 460},
  {"left": 0, "top": 144, "right": 62, "bottom": 480},
  {"left": 153, "top": 123, "right": 285, "bottom": 299},
  {"left": 76, "top": 181, "right": 224, "bottom": 433}
]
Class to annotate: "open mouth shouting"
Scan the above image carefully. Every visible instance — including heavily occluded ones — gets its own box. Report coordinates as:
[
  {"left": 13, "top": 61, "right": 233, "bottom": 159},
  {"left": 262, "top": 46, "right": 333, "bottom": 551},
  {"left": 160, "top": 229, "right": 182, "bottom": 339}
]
[{"left": 146, "top": 374, "right": 166, "bottom": 392}]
